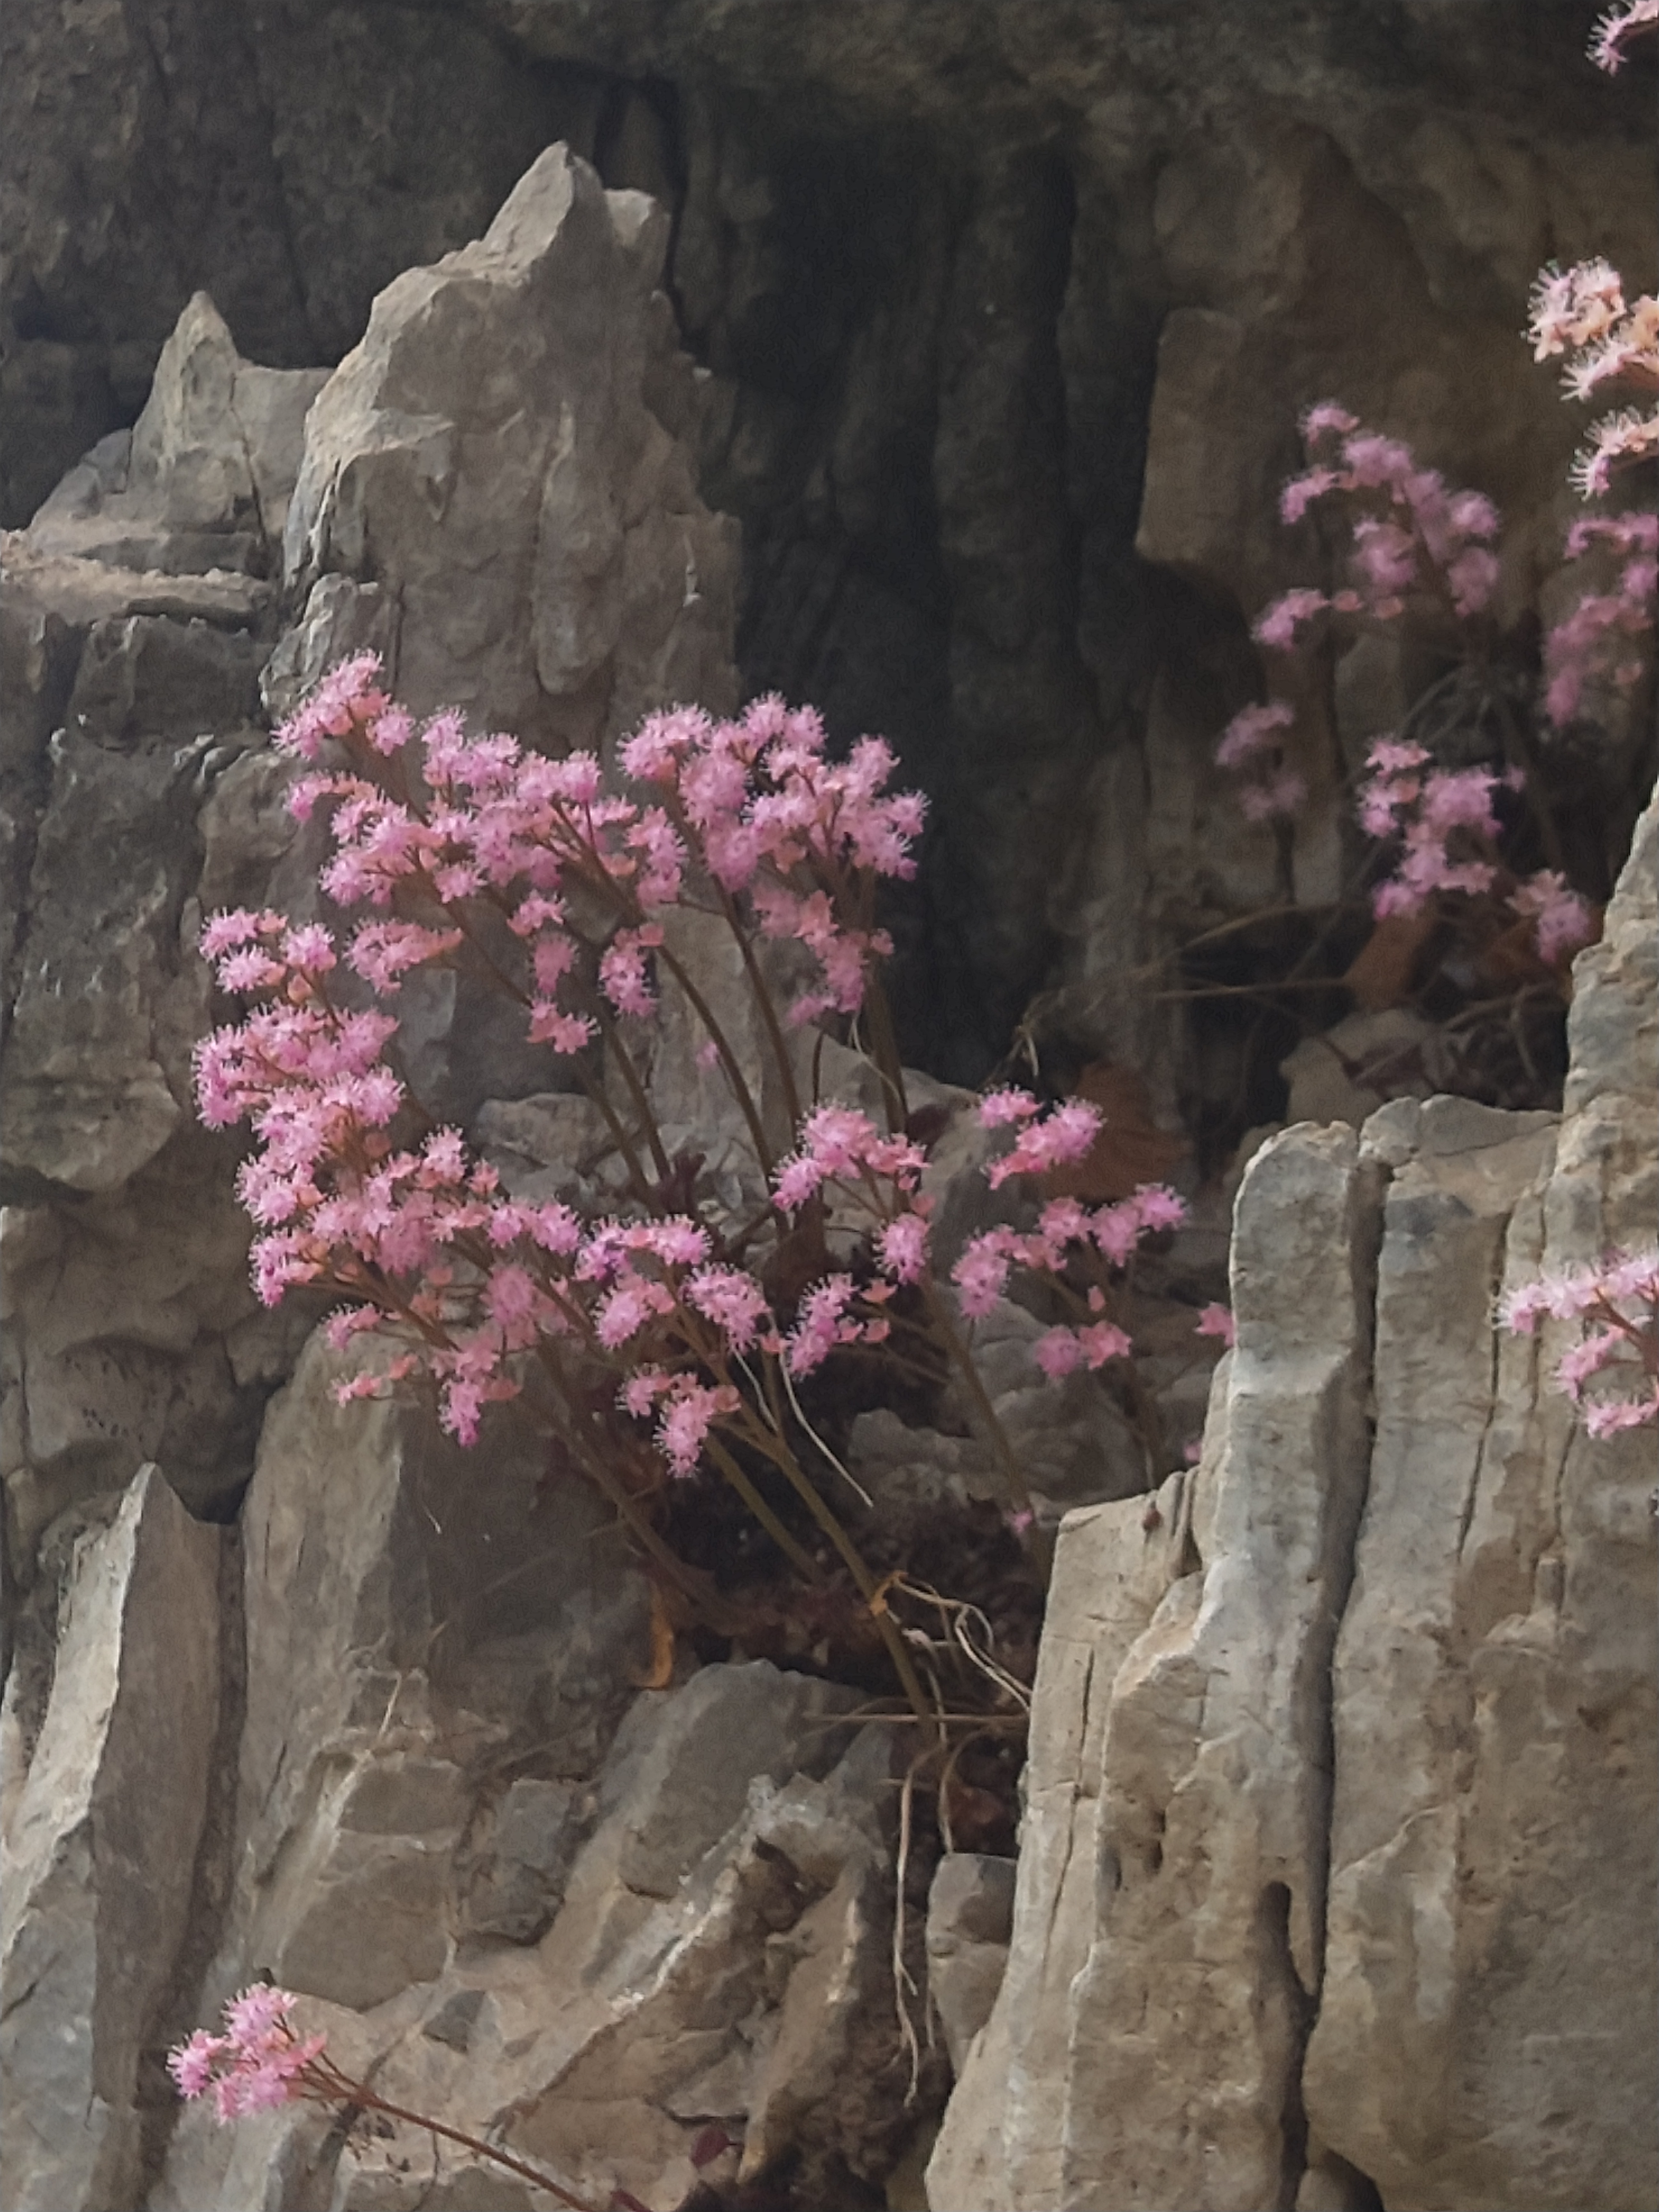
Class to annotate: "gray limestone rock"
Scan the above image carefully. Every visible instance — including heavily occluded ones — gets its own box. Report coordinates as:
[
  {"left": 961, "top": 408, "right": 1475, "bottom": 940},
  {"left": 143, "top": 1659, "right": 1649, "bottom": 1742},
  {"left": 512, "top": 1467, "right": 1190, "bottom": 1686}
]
[
  {"left": 929, "top": 787, "right": 1659, "bottom": 2212},
  {"left": 27, "top": 294, "right": 328, "bottom": 575},
  {"left": 283, "top": 143, "right": 739, "bottom": 752},
  {"left": 925, "top": 1852, "right": 1016, "bottom": 2074},
  {"left": 0, "top": 1466, "right": 222, "bottom": 2212}
]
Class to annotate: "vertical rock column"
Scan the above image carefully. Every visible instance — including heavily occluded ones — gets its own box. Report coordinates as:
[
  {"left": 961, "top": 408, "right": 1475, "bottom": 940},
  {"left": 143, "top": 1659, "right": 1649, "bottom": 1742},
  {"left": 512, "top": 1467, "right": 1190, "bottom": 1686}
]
[
  {"left": 1303, "top": 800, "right": 1659, "bottom": 2212},
  {"left": 0, "top": 1466, "right": 222, "bottom": 2212}
]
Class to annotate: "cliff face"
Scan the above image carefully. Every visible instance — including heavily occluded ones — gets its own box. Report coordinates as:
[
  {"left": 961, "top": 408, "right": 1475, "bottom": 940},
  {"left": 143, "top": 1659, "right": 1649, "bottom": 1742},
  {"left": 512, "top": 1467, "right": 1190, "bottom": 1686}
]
[
  {"left": 4, "top": 0, "right": 1652, "bottom": 1080},
  {"left": 0, "top": 8, "right": 1655, "bottom": 2209}
]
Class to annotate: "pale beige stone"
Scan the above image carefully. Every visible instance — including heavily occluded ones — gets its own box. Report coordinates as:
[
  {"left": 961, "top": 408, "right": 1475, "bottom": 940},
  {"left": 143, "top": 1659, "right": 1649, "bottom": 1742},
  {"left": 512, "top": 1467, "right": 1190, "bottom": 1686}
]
[{"left": 0, "top": 1467, "right": 220, "bottom": 2212}]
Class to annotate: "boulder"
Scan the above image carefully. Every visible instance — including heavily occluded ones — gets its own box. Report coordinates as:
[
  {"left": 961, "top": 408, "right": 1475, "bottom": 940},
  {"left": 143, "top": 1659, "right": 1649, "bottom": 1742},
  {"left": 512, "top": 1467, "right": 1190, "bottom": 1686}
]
[{"left": 1302, "top": 807, "right": 1659, "bottom": 2211}]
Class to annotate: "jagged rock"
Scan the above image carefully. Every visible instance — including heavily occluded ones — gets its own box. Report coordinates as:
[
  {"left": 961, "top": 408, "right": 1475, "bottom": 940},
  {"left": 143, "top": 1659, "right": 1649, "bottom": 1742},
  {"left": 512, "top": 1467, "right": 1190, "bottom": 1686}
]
[
  {"left": 458, "top": 1777, "right": 582, "bottom": 1943},
  {"left": 1280, "top": 1006, "right": 1443, "bottom": 1128},
  {"left": 283, "top": 143, "right": 739, "bottom": 750},
  {"left": 0, "top": 1465, "right": 222, "bottom": 2212},
  {"left": 1302, "top": 806, "right": 1659, "bottom": 2212},
  {"left": 929, "top": 793, "right": 1659, "bottom": 2211},
  {"left": 0, "top": 535, "right": 274, "bottom": 631},
  {"left": 924, "top": 1852, "right": 1016, "bottom": 2074},
  {"left": 0, "top": 609, "right": 259, "bottom": 1196},
  {"left": 199, "top": 1333, "right": 649, "bottom": 2020},
  {"left": 26, "top": 294, "right": 329, "bottom": 575},
  {"left": 927, "top": 1466, "right": 1197, "bottom": 2209}
]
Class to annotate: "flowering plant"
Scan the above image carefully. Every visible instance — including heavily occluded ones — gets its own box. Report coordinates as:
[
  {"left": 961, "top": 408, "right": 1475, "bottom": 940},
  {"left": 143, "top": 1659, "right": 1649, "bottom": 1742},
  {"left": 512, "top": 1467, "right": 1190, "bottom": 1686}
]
[
  {"left": 197, "top": 656, "right": 1209, "bottom": 1717},
  {"left": 1501, "top": 1250, "right": 1659, "bottom": 1438},
  {"left": 1192, "top": 3, "right": 1655, "bottom": 1130},
  {"left": 169, "top": 1986, "right": 616, "bottom": 2211}
]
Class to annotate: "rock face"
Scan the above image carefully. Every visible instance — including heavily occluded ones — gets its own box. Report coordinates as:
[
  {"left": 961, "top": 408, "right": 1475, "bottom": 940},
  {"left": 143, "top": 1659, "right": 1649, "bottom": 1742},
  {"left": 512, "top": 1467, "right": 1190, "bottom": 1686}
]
[
  {"left": 2, "top": 13, "right": 1656, "bottom": 2207},
  {"left": 5, "top": 0, "right": 1650, "bottom": 1081},
  {"left": 1, "top": 137, "right": 737, "bottom": 1602},
  {"left": 928, "top": 795, "right": 1659, "bottom": 2209},
  {"left": 144, "top": 1335, "right": 915, "bottom": 2212},
  {"left": 0, "top": 1467, "right": 224, "bottom": 2212},
  {"left": 282, "top": 142, "right": 739, "bottom": 748}
]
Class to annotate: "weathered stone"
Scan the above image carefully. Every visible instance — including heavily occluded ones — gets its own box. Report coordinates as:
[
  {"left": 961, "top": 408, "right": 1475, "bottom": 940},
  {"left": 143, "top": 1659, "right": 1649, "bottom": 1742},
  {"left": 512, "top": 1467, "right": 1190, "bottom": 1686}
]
[
  {"left": 1280, "top": 1006, "right": 1442, "bottom": 1128},
  {"left": 0, "top": 606, "right": 267, "bottom": 1198},
  {"left": 204, "top": 1333, "right": 649, "bottom": 2022},
  {"left": 926, "top": 1468, "right": 1194, "bottom": 2209},
  {"left": 0, "top": 534, "right": 274, "bottom": 631},
  {"left": 459, "top": 1778, "right": 582, "bottom": 1943},
  {"left": 27, "top": 293, "right": 328, "bottom": 574},
  {"left": 930, "top": 1124, "right": 1381, "bottom": 2210},
  {"left": 1302, "top": 800, "right": 1659, "bottom": 2212},
  {"left": 931, "top": 800, "right": 1658, "bottom": 2210},
  {"left": 284, "top": 144, "right": 739, "bottom": 750},
  {"left": 925, "top": 1852, "right": 1016, "bottom": 2074},
  {"left": 0, "top": 1465, "right": 221, "bottom": 2212}
]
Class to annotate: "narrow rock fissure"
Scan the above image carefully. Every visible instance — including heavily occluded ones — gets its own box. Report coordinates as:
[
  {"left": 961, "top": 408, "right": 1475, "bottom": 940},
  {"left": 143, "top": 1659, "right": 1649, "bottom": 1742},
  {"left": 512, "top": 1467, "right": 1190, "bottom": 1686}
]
[
  {"left": 1284, "top": 1148, "right": 1393, "bottom": 2210},
  {"left": 132, "top": 1524, "right": 249, "bottom": 2205}
]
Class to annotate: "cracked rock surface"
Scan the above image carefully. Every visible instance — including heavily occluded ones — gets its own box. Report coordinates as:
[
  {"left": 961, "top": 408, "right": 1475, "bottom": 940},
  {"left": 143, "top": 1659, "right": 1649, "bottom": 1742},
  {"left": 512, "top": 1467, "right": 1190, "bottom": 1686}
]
[{"left": 928, "top": 795, "right": 1659, "bottom": 2211}]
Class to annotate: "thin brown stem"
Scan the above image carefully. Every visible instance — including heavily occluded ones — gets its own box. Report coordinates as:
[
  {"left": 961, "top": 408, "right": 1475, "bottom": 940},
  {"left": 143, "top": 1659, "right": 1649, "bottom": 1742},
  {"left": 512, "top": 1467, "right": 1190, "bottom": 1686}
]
[
  {"left": 702, "top": 1432, "right": 826, "bottom": 1584},
  {"left": 715, "top": 884, "right": 804, "bottom": 1131},
  {"left": 654, "top": 940, "right": 778, "bottom": 1175},
  {"left": 309, "top": 2072, "right": 599, "bottom": 2212},
  {"left": 737, "top": 1390, "right": 938, "bottom": 1739}
]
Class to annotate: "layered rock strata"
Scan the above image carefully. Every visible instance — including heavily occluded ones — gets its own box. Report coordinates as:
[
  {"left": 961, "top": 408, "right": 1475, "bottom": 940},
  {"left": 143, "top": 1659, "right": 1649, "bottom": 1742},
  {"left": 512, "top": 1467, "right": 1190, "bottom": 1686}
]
[{"left": 928, "top": 794, "right": 1659, "bottom": 2211}]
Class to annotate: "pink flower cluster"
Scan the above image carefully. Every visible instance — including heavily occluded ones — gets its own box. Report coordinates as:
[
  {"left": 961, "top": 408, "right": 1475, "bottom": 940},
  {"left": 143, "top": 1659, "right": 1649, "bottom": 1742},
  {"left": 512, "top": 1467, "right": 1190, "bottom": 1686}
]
[
  {"left": 1262, "top": 402, "right": 1502, "bottom": 640},
  {"left": 1214, "top": 700, "right": 1306, "bottom": 822},
  {"left": 954, "top": 1092, "right": 1187, "bottom": 1380},
  {"left": 1590, "top": 0, "right": 1659, "bottom": 71},
  {"left": 1542, "top": 512, "right": 1658, "bottom": 726},
  {"left": 275, "top": 661, "right": 926, "bottom": 1052},
  {"left": 168, "top": 1987, "right": 327, "bottom": 2122},
  {"left": 1355, "top": 741, "right": 1594, "bottom": 962},
  {"left": 1528, "top": 260, "right": 1659, "bottom": 500},
  {"left": 619, "top": 696, "right": 927, "bottom": 1026},
  {"left": 1501, "top": 1249, "right": 1659, "bottom": 1437},
  {"left": 203, "top": 659, "right": 1185, "bottom": 1489}
]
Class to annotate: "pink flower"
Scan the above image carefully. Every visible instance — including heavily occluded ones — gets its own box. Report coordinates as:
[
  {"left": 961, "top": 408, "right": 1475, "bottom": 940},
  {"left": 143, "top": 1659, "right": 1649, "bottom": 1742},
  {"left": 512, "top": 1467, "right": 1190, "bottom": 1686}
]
[
  {"left": 275, "top": 651, "right": 390, "bottom": 758},
  {"left": 977, "top": 1086, "right": 1041, "bottom": 1127},
  {"left": 984, "top": 1098, "right": 1103, "bottom": 1189},
  {"left": 877, "top": 1212, "right": 930, "bottom": 1285},
  {"left": 169, "top": 1986, "right": 330, "bottom": 2126},
  {"left": 600, "top": 925, "right": 664, "bottom": 1019},
  {"left": 1130, "top": 1185, "right": 1189, "bottom": 1233},
  {"left": 1500, "top": 1247, "right": 1659, "bottom": 1437},
  {"left": 787, "top": 1274, "right": 862, "bottom": 1375},
  {"left": 1196, "top": 1302, "right": 1237, "bottom": 1346},
  {"left": 1215, "top": 702, "right": 1294, "bottom": 769},
  {"left": 1076, "top": 1320, "right": 1133, "bottom": 1368},
  {"left": 621, "top": 1368, "right": 672, "bottom": 1418},
  {"left": 1584, "top": 1388, "right": 1659, "bottom": 1436},
  {"left": 686, "top": 1265, "right": 770, "bottom": 1350},
  {"left": 1300, "top": 400, "right": 1360, "bottom": 443},
  {"left": 1590, "top": 3, "right": 1659, "bottom": 75},
  {"left": 1508, "top": 871, "right": 1596, "bottom": 964},
  {"left": 1238, "top": 769, "right": 1307, "bottom": 822},
  {"left": 1254, "top": 589, "right": 1329, "bottom": 651},
  {"left": 657, "top": 1380, "right": 739, "bottom": 1475},
  {"left": 953, "top": 1231, "right": 1017, "bottom": 1318},
  {"left": 1032, "top": 1327, "right": 1083, "bottom": 1379},
  {"left": 168, "top": 2032, "right": 226, "bottom": 2098}
]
